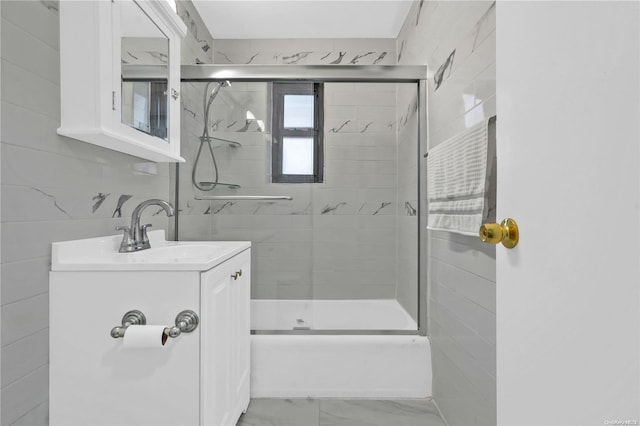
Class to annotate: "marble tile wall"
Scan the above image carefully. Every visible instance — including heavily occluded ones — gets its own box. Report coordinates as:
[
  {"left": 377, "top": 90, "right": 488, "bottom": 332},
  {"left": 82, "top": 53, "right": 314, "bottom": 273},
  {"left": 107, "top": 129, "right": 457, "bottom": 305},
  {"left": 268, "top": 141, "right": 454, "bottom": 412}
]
[
  {"left": 176, "top": 0, "right": 214, "bottom": 65},
  {"left": 396, "top": 1, "right": 496, "bottom": 425},
  {"left": 0, "top": 1, "right": 208, "bottom": 424},
  {"left": 214, "top": 39, "right": 395, "bottom": 66}
]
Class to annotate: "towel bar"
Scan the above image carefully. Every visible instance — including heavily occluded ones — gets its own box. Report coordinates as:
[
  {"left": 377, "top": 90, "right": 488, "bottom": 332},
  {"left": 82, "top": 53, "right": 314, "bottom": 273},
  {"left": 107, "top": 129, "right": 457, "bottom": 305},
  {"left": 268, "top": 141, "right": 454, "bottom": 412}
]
[{"left": 195, "top": 195, "right": 293, "bottom": 201}]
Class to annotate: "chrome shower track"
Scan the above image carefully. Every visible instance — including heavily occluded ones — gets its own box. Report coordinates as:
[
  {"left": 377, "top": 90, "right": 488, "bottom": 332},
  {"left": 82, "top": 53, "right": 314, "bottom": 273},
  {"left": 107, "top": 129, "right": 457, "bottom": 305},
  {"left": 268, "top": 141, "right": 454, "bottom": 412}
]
[{"left": 181, "top": 64, "right": 427, "bottom": 83}]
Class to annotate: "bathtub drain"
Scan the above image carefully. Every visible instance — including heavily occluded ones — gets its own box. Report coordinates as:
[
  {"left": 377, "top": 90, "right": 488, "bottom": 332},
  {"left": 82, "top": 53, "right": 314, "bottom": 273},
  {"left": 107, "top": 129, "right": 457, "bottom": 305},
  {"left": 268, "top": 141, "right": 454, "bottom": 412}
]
[{"left": 293, "top": 318, "right": 311, "bottom": 331}]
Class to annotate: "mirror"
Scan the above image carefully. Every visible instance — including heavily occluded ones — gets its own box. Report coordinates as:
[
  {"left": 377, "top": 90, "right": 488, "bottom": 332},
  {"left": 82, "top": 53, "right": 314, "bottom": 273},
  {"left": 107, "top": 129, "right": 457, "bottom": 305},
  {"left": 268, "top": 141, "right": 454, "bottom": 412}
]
[{"left": 120, "top": 1, "right": 170, "bottom": 141}]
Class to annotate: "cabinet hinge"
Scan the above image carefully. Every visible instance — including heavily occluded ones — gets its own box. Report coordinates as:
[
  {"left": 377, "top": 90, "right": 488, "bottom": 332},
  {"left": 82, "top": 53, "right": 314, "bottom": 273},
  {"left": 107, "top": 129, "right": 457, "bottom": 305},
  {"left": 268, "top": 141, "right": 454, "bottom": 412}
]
[{"left": 112, "top": 91, "right": 116, "bottom": 111}]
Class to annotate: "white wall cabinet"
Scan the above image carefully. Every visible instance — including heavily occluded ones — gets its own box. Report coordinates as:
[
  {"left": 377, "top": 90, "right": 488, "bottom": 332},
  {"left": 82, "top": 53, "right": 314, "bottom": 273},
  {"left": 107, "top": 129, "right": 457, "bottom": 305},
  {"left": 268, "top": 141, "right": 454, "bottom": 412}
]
[
  {"left": 50, "top": 248, "right": 251, "bottom": 426},
  {"left": 57, "top": 0, "right": 187, "bottom": 162}
]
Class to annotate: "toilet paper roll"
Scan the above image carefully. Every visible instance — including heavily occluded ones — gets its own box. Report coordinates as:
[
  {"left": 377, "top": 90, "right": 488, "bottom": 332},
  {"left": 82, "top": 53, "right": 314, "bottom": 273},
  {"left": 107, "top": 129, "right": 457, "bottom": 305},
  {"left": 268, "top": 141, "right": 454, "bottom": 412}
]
[{"left": 123, "top": 325, "right": 168, "bottom": 348}]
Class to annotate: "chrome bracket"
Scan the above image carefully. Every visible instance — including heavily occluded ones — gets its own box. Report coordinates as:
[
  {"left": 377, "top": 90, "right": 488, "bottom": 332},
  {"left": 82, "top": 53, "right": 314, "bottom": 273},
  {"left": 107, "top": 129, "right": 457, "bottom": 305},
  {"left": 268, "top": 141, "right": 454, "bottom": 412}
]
[
  {"left": 110, "top": 310, "right": 146, "bottom": 338},
  {"left": 164, "top": 310, "right": 199, "bottom": 338}
]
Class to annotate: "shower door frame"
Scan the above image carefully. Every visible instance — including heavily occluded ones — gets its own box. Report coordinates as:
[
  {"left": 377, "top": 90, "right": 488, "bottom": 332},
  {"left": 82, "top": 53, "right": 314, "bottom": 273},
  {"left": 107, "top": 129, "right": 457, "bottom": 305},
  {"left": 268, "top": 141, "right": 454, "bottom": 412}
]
[{"left": 180, "top": 65, "right": 429, "bottom": 336}]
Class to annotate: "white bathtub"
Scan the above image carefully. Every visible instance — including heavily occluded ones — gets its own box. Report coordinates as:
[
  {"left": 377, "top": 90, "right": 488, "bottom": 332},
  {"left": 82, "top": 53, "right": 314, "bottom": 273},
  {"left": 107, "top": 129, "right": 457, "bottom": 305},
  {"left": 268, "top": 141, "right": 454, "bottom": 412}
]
[{"left": 250, "top": 300, "right": 431, "bottom": 398}]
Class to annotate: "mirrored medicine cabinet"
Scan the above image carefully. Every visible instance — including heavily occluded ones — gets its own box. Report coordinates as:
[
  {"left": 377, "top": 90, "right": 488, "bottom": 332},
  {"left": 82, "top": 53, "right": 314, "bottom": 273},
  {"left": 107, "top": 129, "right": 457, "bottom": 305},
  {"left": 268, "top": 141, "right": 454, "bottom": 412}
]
[{"left": 58, "top": 0, "right": 187, "bottom": 162}]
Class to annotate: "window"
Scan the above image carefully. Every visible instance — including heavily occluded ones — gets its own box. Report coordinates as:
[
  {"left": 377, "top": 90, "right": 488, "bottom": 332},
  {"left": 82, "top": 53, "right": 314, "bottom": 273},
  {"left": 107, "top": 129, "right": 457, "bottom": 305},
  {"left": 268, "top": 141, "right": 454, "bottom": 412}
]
[{"left": 272, "top": 82, "right": 324, "bottom": 183}]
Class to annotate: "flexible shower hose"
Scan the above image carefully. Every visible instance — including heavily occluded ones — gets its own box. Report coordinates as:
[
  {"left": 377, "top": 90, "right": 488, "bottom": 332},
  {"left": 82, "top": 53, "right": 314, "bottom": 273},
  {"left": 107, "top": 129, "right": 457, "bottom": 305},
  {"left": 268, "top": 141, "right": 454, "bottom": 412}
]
[{"left": 191, "top": 81, "right": 223, "bottom": 191}]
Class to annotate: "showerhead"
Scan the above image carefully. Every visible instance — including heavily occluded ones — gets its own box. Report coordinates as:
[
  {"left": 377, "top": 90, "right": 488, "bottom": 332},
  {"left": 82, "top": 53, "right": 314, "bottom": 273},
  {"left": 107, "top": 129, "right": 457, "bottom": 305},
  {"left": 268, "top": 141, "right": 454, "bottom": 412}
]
[{"left": 205, "top": 80, "right": 231, "bottom": 109}]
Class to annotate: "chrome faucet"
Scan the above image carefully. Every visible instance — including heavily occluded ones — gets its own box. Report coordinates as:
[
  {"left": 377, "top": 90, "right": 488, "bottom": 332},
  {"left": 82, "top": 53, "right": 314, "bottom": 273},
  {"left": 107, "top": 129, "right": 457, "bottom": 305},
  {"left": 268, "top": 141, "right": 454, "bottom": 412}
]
[{"left": 116, "top": 199, "right": 175, "bottom": 253}]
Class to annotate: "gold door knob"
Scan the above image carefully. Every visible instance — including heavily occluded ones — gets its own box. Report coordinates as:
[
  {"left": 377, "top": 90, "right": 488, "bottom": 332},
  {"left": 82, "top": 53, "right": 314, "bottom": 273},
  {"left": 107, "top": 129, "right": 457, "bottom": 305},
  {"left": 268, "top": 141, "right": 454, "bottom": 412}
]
[{"left": 479, "top": 218, "right": 519, "bottom": 248}]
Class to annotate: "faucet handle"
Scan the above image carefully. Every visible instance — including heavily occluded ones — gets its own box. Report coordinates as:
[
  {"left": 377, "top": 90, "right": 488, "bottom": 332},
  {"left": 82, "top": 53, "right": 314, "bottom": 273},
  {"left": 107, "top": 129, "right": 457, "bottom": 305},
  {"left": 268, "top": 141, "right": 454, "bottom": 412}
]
[
  {"left": 116, "top": 226, "right": 133, "bottom": 253},
  {"left": 141, "top": 224, "right": 153, "bottom": 243}
]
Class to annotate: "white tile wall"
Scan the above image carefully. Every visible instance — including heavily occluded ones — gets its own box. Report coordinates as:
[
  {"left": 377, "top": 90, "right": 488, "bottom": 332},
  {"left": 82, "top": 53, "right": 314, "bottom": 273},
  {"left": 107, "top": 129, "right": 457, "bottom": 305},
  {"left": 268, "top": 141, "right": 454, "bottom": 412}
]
[
  {"left": 0, "top": 0, "right": 205, "bottom": 423},
  {"left": 10, "top": 401, "right": 49, "bottom": 426},
  {"left": 397, "top": 1, "right": 496, "bottom": 425},
  {"left": 2, "top": 329, "right": 48, "bottom": 386},
  {"left": 1, "top": 365, "right": 48, "bottom": 425}
]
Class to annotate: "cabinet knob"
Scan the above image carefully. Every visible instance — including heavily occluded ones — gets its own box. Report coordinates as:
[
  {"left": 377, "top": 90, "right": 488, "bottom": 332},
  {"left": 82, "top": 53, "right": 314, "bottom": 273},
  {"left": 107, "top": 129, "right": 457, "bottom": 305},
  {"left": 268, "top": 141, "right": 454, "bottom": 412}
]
[{"left": 231, "top": 269, "right": 243, "bottom": 280}]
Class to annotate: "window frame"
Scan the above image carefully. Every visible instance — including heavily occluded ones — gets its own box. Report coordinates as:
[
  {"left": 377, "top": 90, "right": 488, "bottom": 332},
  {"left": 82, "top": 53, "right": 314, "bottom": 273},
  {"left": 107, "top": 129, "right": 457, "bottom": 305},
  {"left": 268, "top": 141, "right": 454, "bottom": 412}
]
[{"left": 271, "top": 82, "right": 324, "bottom": 183}]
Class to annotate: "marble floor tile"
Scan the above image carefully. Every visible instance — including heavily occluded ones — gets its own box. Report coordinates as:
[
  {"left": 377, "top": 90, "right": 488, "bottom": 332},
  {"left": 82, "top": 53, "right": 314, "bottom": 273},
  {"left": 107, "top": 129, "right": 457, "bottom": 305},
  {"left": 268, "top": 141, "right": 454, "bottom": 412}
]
[
  {"left": 318, "top": 399, "right": 445, "bottom": 426},
  {"left": 237, "top": 398, "right": 320, "bottom": 426}
]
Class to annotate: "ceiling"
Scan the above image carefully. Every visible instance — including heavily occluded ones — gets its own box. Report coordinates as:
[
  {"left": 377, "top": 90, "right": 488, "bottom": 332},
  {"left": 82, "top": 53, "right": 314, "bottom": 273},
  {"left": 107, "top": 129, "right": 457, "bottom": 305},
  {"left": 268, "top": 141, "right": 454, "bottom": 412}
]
[{"left": 191, "top": 1, "right": 413, "bottom": 39}]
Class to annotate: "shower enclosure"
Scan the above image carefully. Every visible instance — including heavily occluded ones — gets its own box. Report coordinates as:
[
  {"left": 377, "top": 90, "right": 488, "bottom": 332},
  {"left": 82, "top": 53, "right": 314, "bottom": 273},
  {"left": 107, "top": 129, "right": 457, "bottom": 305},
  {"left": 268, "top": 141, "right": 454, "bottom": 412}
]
[{"left": 173, "top": 65, "right": 427, "bottom": 335}]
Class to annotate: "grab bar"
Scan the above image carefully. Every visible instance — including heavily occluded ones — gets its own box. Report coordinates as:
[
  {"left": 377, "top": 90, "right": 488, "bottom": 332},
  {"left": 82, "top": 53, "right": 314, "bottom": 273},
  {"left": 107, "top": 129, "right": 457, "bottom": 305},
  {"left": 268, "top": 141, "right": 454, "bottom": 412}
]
[{"left": 195, "top": 195, "right": 293, "bottom": 201}]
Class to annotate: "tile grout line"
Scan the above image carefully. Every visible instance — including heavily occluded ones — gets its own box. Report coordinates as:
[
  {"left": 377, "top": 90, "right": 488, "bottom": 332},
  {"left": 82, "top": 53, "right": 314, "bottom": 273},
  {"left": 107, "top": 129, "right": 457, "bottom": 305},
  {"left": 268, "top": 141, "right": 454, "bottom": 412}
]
[
  {"left": 7, "top": 400, "right": 48, "bottom": 426},
  {"left": 1, "top": 326, "right": 49, "bottom": 350}
]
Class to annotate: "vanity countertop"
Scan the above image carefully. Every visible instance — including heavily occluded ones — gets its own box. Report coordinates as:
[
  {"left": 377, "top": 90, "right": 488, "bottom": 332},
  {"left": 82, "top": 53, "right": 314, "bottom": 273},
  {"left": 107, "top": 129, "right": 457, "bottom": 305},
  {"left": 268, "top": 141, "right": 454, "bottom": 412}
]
[{"left": 51, "top": 230, "right": 250, "bottom": 272}]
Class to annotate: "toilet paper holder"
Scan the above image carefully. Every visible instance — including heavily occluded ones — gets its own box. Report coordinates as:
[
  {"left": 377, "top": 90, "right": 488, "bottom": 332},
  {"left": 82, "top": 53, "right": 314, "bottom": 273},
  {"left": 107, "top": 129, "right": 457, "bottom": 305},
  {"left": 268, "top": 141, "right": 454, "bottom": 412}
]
[{"left": 110, "top": 309, "right": 199, "bottom": 339}]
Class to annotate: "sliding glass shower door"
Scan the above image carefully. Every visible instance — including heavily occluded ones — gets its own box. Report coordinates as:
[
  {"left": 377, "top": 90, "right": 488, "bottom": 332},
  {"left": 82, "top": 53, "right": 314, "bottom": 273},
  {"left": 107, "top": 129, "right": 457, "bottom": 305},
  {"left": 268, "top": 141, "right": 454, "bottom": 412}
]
[{"left": 174, "top": 68, "right": 422, "bottom": 333}]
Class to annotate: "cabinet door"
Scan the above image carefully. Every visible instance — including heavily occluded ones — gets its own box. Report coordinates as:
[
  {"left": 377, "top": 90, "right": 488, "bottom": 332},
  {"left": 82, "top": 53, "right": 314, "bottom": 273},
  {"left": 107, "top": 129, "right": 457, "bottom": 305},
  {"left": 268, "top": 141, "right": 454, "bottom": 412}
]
[
  {"left": 111, "top": 0, "right": 184, "bottom": 160},
  {"left": 200, "top": 265, "right": 233, "bottom": 426},
  {"left": 58, "top": 0, "right": 186, "bottom": 162},
  {"left": 49, "top": 271, "right": 200, "bottom": 426},
  {"left": 230, "top": 251, "right": 251, "bottom": 418}
]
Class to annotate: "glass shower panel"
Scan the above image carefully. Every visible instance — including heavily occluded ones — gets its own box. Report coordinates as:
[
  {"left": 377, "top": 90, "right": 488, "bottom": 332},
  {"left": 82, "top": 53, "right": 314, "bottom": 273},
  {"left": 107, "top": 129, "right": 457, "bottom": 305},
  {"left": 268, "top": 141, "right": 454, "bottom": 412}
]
[
  {"left": 176, "top": 78, "right": 419, "bottom": 332},
  {"left": 310, "top": 82, "right": 418, "bottom": 331},
  {"left": 177, "top": 81, "right": 315, "bottom": 331}
]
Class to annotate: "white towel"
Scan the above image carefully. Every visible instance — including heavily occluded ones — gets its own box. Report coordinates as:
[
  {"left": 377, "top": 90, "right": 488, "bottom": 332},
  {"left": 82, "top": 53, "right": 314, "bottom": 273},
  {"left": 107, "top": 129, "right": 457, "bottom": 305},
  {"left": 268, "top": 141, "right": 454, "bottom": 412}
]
[{"left": 427, "top": 119, "right": 491, "bottom": 236}]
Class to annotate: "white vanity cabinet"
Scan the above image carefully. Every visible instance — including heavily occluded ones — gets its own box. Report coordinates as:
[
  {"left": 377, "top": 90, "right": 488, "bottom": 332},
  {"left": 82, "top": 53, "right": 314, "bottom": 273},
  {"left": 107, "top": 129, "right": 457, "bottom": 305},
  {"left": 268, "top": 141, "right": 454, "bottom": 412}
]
[
  {"left": 57, "top": 0, "right": 187, "bottom": 162},
  {"left": 49, "top": 237, "right": 251, "bottom": 426}
]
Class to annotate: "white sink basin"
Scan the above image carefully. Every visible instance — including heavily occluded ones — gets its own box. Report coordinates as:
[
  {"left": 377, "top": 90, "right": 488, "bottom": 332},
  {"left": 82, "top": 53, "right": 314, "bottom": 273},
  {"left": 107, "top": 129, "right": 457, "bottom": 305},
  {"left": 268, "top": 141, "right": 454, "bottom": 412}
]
[{"left": 51, "top": 230, "right": 250, "bottom": 271}]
